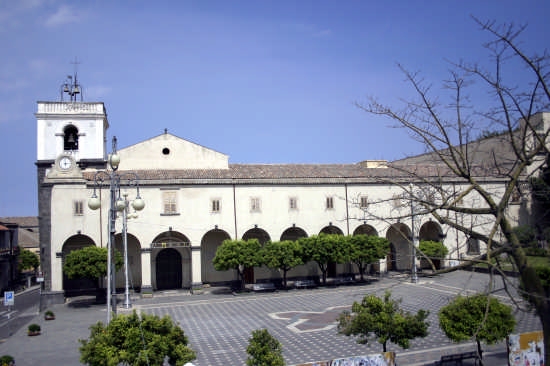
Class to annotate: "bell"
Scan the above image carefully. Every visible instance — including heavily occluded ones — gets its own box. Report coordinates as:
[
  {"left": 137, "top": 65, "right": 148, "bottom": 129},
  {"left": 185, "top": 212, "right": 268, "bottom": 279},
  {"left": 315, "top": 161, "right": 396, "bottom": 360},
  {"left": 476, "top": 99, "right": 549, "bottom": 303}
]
[
  {"left": 73, "top": 86, "right": 80, "bottom": 94},
  {"left": 67, "top": 134, "right": 75, "bottom": 143}
]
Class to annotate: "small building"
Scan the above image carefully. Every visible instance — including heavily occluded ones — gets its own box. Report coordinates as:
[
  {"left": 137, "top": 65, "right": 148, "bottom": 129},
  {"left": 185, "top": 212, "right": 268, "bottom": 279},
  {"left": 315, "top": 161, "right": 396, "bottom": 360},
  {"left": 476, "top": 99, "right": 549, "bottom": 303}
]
[{"left": 0, "top": 222, "right": 20, "bottom": 293}]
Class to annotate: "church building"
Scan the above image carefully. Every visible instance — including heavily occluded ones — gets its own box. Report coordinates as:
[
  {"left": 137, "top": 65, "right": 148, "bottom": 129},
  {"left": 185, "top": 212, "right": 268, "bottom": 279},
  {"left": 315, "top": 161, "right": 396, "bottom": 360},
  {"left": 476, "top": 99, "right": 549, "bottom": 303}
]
[{"left": 36, "top": 76, "right": 542, "bottom": 306}]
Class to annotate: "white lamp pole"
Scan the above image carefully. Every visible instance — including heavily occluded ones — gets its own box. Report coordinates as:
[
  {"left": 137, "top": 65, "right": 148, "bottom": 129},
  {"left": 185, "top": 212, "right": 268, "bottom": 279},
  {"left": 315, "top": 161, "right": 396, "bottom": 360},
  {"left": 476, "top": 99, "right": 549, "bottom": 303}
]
[
  {"left": 410, "top": 183, "right": 418, "bottom": 284},
  {"left": 88, "top": 137, "right": 144, "bottom": 323},
  {"left": 122, "top": 193, "right": 131, "bottom": 309}
]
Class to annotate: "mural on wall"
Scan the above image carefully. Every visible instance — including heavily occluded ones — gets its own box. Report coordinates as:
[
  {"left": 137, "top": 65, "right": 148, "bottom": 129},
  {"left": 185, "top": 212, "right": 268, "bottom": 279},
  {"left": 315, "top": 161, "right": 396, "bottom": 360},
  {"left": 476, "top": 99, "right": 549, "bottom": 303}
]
[
  {"left": 295, "top": 352, "right": 396, "bottom": 366},
  {"left": 508, "top": 331, "right": 545, "bottom": 366}
]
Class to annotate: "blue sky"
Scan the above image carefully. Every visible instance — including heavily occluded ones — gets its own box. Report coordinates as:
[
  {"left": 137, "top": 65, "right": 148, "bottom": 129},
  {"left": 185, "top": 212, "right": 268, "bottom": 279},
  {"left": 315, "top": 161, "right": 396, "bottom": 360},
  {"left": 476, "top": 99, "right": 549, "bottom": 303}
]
[{"left": 1, "top": 0, "right": 549, "bottom": 217}]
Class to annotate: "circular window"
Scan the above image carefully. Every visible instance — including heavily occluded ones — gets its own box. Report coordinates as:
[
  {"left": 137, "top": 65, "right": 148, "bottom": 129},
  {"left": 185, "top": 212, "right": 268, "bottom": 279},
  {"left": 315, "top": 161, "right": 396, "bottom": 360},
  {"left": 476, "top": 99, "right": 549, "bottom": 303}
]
[{"left": 162, "top": 148, "right": 170, "bottom": 155}]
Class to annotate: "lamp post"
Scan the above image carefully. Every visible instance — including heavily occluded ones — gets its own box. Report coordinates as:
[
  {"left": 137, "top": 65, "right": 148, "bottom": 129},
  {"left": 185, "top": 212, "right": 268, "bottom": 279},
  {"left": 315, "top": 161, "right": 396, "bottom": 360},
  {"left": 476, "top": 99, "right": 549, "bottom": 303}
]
[
  {"left": 88, "top": 137, "right": 145, "bottom": 323},
  {"left": 410, "top": 183, "right": 418, "bottom": 284},
  {"left": 121, "top": 193, "right": 140, "bottom": 309}
]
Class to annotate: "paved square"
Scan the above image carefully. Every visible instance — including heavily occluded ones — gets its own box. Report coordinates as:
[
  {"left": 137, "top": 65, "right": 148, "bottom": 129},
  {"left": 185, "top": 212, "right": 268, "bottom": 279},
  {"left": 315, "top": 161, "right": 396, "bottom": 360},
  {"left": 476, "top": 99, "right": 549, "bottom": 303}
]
[{"left": 135, "top": 270, "right": 541, "bottom": 365}]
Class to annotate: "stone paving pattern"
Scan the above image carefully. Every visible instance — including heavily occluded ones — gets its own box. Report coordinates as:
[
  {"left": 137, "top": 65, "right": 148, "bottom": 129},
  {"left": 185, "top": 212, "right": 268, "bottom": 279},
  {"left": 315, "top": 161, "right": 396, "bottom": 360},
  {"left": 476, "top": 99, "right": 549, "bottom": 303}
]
[{"left": 0, "top": 270, "right": 543, "bottom": 365}]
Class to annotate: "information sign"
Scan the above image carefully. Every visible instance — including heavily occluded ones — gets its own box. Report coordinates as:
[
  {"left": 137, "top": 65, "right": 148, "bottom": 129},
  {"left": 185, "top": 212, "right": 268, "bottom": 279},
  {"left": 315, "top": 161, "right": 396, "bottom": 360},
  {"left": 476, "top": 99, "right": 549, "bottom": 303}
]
[{"left": 4, "top": 291, "right": 14, "bottom": 306}]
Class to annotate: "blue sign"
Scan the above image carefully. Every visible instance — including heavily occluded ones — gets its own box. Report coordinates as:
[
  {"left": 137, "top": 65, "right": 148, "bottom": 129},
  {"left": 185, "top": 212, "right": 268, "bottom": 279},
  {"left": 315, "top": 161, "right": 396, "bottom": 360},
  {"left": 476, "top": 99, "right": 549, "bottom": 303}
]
[{"left": 4, "top": 291, "right": 14, "bottom": 306}]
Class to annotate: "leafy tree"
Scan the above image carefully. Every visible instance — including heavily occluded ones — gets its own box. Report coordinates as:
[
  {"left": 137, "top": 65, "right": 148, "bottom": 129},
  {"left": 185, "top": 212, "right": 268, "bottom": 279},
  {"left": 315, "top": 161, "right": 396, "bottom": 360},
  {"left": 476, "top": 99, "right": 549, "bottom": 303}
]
[
  {"left": 356, "top": 18, "right": 550, "bottom": 362},
  {"left": 246, "top": 328, "right": 285, "bottom": 366},
  {"left": 18, "top": 248, "right": 39, "bottom": 272},
  {"left": 439, "top": 294, "right": 516, "bottom": 363},
  {"left": 417, "top": 240, "right": 448, "bottom": 270},
  {"left": 512, "top": 225, "right": 549, "bottom": 256},
  {"left": 79, "top": 310, "right": 196, "bottom": 366},
  {"left": 337, "top": 291, "right": 429, "bottom": 352},
  {"left": 534, "top": 265, "right": 550, "bottom": 297},
  {"left": 418, "top": 241, "right": 448, "bottom": 259},
  {"left": 261, "top": 240, "right": 304, "bottom": 288},
  {"left": 63, "top": 246, "right": 123, "bottom": 289},
  {"left": 213, "top": 239, "right": 262, "bottom": 290},
  {"left": 299, "top": 234, "right": 347, "bottom": 285},
  {"left": 347, "top": 234, "right": 390, "bottom": 281}
]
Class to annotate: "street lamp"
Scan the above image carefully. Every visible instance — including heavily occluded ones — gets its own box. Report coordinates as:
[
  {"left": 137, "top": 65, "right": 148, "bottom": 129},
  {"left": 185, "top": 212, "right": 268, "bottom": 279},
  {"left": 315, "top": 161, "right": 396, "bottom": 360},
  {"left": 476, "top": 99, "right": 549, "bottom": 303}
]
[
  {"left": 121, "top": 192, "right": 140, "bottom": 309},
  {"left": 409, "top": 183, "right": 418, "bottom": 284},
  {"left": 88, "top": 137, "right": 144, "bottom": 323}
]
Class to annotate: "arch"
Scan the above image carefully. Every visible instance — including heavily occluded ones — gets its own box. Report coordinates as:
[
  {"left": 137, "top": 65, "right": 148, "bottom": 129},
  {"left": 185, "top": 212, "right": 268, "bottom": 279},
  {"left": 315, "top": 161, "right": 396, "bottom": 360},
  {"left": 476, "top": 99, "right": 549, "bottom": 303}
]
[
  {"left": 242, "top": 227, "right": 271, "bottom": 244},
  {"left": 353, "top": 224, "right": 378, "bottom": 236},
  {"left": 151, "top": 231, "right": 191, "bottom": 290},
  {"left": 280, "top": 226, "right": 308, "bottom": 241},
  {"left": 114, "top": 233, "right": 142, "bottom": 290},
  {"left": 63, "top": 125, "right": 79, "bottom": 151},
  {"left": 61, "top": 234, "right": 95, "bottom": 296},
  {"left": 419, "top": 220, "right": 443, "bottom": 241},
  {"left": 319, "top": 225, "right": 344, "bottom": 235},
  {"left": 319, "top": 225, "right": 344, "bottom": 277},
  {"left": 386, "top": 223, "right": 412, "bottom": 271},
  {"left": 155, "top": 248, "right": 182, "bottom": 290},
  {"left": 201, "top": 229, "right": 231, "bottom": 284},
  {"left": 241, "top": 227, "right": 270, "bottom": 283}
]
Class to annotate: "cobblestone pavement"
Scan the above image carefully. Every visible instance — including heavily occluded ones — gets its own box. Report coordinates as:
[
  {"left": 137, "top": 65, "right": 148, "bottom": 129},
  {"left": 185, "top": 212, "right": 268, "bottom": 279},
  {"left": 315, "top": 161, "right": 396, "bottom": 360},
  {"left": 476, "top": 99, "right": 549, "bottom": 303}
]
[
  {"left": 135, "top": 270, "right": 541, "bottom": 366},
  {"left": 0, "top": 270, "right": 542, "bottom": 365}
]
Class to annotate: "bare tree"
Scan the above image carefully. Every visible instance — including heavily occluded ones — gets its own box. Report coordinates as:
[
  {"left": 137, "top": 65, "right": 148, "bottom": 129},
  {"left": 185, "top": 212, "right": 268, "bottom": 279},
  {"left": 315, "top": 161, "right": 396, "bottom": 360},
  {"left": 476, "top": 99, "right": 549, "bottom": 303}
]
[{"left": 357, "top": 17, "right": 550, "bottom": 363}]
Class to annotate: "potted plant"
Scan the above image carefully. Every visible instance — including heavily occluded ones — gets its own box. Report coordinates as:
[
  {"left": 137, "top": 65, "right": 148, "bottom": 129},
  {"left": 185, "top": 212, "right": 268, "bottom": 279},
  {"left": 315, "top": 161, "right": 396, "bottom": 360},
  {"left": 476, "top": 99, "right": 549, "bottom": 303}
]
[
  {"left": 44, "top": 310, "right": 55, "bottom": 320},
  {"left": 0, "top": 355, "right": 15, "bottom": 366},
  {"left": 27, "top": 323, "right": 41, "bottom": 336}
]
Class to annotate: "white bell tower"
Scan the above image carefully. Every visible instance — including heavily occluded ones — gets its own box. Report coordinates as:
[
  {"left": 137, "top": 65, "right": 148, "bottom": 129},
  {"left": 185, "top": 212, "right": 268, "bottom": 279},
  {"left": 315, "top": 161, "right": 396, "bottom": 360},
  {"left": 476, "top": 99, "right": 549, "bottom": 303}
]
[
  {"left": 36, "top": 72, "right": 109, "bottom": 169},
  {"left": 36, "top": 70, "right": 110, "bottom": 307}
]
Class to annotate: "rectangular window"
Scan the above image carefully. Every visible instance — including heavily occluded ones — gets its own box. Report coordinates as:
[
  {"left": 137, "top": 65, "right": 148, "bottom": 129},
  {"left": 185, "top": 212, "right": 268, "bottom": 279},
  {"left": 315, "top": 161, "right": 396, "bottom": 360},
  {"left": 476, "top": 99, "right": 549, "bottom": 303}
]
[
  {"left": 289, "top": 197, "right": 298, "bottom": 210},
  {"left": 326, "top": 196, "right": 334, "bottom": 209},
  {"left": 250, "top": 197, "right": 261, "bottom": 212},
  {"left": 211, "top": 199, "right": 221, "bottom": 213},
  {"left": 74, "top": 200, "right": 84, "bottom": 216},
  {"left": 163, "top": 191, "right": 178, "bottom": 215},
  {"left": 392, "top": 194, "right": 404, "bottom": 208},
  {"left": 360, "top": 196, "right": 368, "bottom": 209}
]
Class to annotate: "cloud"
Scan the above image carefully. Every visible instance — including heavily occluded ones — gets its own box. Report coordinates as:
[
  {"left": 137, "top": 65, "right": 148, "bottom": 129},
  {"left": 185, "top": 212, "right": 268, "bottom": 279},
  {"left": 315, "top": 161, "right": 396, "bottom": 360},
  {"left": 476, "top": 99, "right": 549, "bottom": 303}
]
[{"left": 44, "top": 5, "right": 80, "bottom": 27}]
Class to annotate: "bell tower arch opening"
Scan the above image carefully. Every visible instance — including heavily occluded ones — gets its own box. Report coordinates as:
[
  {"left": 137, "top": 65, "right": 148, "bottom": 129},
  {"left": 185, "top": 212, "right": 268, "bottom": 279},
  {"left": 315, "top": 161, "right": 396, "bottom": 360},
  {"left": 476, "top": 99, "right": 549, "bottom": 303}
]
[{"left": 63, "top": 125, "right": 79, "bottom": 151}]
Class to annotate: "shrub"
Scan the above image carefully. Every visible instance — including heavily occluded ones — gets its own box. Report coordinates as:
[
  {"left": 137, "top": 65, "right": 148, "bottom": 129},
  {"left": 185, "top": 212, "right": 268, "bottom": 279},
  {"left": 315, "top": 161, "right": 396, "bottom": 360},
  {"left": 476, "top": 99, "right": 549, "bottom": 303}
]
[
  {"left": 0, "top": 355, "right": 14, "bottom": 366},
  {"left": 28, "top": 323, "right": 41, "bottom": 333}
]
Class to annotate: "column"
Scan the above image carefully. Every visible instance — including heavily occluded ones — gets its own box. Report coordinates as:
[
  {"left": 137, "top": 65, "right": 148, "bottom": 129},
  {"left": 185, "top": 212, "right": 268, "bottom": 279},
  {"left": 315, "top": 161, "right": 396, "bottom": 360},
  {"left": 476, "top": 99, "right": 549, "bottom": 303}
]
[{"left": 140, "top": 248, "right": 152, "bottom": 297}]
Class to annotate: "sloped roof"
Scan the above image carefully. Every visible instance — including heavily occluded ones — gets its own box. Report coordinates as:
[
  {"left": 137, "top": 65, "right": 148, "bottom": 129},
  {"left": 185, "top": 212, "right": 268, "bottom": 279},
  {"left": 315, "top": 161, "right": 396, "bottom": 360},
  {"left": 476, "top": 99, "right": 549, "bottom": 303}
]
[
  {"left": 82, "top": 161, "right": 508, "bottom": 185},
  {"left": 0, "top": 217, "right": 40, "bottom": 249}
]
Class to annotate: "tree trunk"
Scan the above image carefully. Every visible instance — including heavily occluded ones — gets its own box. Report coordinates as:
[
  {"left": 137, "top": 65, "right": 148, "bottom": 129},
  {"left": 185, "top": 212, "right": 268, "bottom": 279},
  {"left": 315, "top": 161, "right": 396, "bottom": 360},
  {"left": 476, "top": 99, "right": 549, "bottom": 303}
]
[{"left": 476, "top": 339, "right": 484, "bottom": 366}]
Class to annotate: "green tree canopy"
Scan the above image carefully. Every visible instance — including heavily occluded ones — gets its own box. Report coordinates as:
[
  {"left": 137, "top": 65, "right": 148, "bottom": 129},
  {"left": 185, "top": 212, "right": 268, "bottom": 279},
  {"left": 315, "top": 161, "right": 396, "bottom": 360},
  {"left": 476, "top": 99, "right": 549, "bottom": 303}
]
[
  {"left": 246, "top": 328, "right": 285, "bottom": 366},
  {"left": 63, "top": 246, "right": 123, "bottom": 282},
  {"left": 213, "top": 239, "right": 263, "bottom": 290},
  {"left": 261, "top": 240, "right": 304, "bottom": 288},
  {"left": 347, "top": 235, "right": 390, "bottom": 281},
  {"left": 417, "top": 240, "right": 448, "bottom": 259},
  {"left": 79, "top": 311, "right": 196, "bottom": 366},
  {"left": 438, "top": 294, "right": 516, "bottom": 359},
  {"left": 337, "top": 291, "right": 429, "bottom": 352},
  {"left": 300, "top": 233, "right": 347, "bottom": 285},
  {"left": 18, "top": 248, "right": 39, "bottom": 272}
]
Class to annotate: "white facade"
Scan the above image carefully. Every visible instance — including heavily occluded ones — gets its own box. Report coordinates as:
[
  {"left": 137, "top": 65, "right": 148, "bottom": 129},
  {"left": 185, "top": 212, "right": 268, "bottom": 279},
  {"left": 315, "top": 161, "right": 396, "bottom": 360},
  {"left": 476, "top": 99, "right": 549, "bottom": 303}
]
[{"left": 37, "top": 100, "right": 540, "bottom": 305}]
